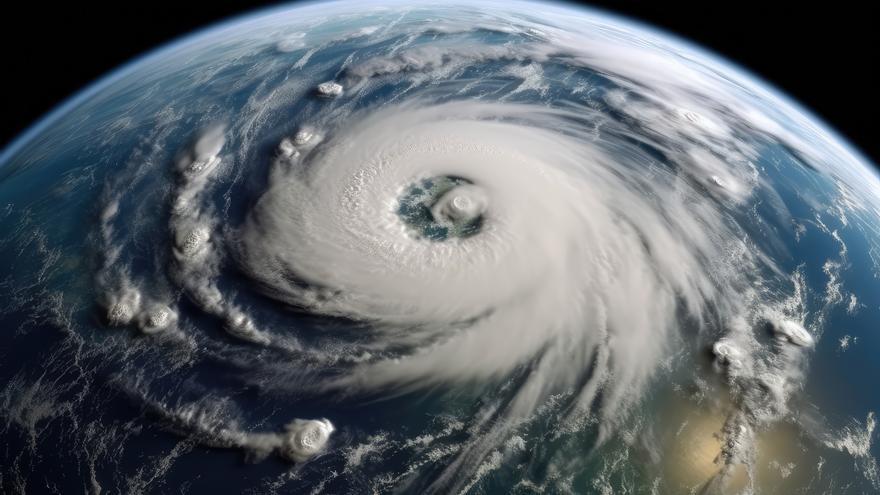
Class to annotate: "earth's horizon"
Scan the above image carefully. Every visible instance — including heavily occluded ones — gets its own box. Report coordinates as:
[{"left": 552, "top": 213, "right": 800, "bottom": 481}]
[{"left": 1, "top": 1, "right": 878, "bottom": 493}]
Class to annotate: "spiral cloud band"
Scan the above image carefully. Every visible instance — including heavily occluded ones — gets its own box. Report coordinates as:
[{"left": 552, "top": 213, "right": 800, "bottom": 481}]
[{"left": 242, "top": 100, "right": 737, "bottom": 420}]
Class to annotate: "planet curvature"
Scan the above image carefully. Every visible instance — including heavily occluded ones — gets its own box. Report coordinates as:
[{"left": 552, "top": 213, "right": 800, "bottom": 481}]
[{"left": 1, "top": 1, "right": 879, "bottom": 493}]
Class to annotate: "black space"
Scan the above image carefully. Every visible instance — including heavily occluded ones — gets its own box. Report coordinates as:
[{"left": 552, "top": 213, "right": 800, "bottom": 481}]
[{"left": 1, "top": 1, "right": 876, "bottom": 166}]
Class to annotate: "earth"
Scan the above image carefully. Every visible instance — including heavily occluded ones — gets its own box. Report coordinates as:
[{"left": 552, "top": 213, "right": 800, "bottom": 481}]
[{"left": 1, "top": 1, "right": 879, "bottom": 493}]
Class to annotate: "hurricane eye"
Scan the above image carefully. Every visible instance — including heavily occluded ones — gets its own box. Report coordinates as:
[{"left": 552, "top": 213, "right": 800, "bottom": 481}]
[{"left": 396, "top": 175, "right": 486, "bottom": 241}]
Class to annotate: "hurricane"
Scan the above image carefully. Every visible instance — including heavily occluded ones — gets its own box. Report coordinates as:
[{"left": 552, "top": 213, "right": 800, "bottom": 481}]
[
  {"left": 241, "top": 99, "right": 744, "bottom": 418},
  {"left": 2, "top": 1, "right": 879, "bottom": 493}
]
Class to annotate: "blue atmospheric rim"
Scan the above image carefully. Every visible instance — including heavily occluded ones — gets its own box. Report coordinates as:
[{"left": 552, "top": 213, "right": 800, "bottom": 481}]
[{"left": 0, "top": 0, "right": 875, "bottom": 176}]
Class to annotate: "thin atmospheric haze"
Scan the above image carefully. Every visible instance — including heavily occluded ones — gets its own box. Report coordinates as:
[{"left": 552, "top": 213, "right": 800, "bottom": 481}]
[{"left": 0, "top": 1, "right": 878, "bottom": 494}]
